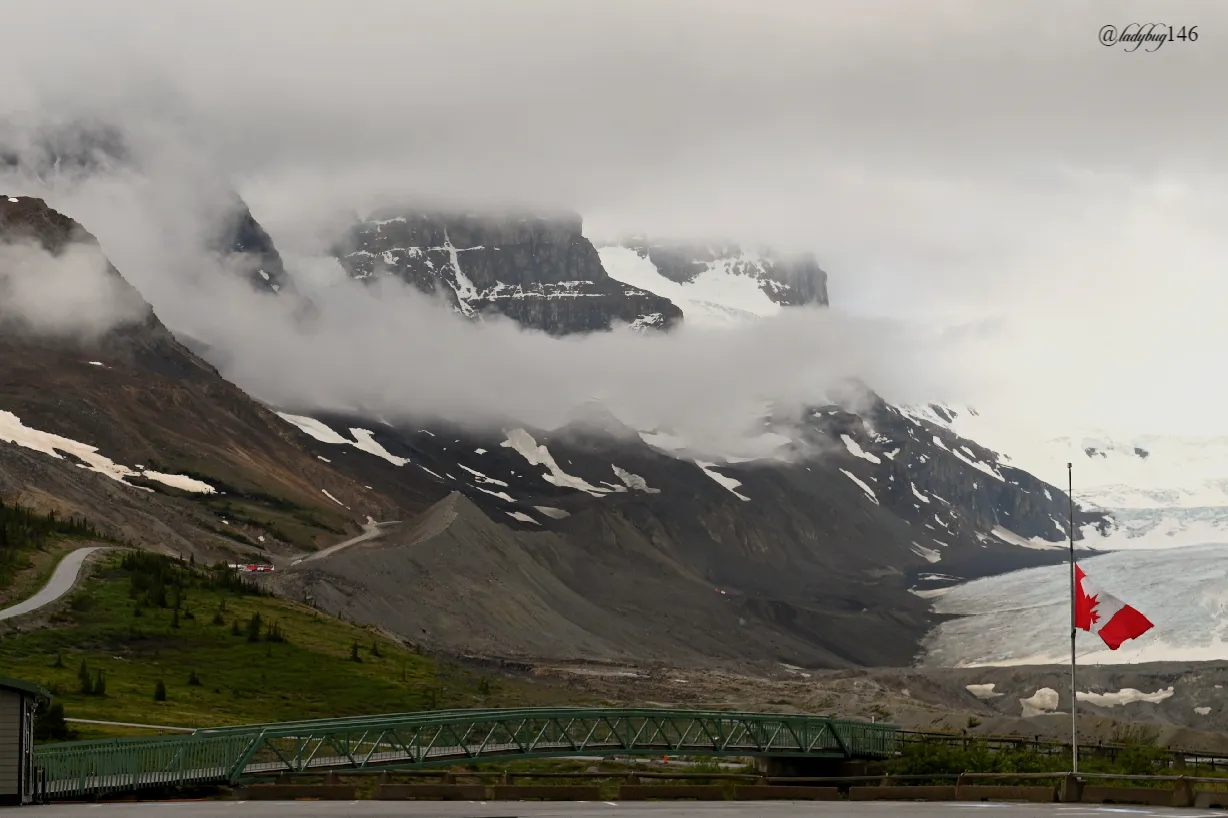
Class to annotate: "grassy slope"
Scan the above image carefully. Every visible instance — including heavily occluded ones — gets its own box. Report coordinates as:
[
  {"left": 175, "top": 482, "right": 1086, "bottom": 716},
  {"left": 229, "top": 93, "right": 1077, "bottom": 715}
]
[{"left": 0, "top": 552, "right": 586, "bottom": 739}]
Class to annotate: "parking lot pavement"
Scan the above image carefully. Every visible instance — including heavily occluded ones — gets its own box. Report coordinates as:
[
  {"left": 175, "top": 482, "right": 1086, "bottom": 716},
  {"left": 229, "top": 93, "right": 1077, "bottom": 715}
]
[{"left": 33, "top": 800, "right": 1228, "bottom": 818}]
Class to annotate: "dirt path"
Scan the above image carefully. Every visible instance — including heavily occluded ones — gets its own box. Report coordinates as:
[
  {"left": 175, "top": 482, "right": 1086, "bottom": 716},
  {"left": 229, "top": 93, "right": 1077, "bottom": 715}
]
[{"left": 289, "top": 517, "right": 400, "bottom": 567}]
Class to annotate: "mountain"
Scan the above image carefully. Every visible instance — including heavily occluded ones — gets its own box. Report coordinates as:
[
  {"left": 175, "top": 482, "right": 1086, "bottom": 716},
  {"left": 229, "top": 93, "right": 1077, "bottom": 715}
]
[
  {"left": 903, "top": 404, "right": 1228, "bottom": 552},
  {"left": 0, "top": 194, "right": 385, "bottom": 557},
  {"left": 267, "top": 387, "right": 1105, "bottom": 666},
  {"left": 332, "top": 209, "right": 683, "bottom": 334},
  {"left": 597, "top": 239, "right": 828, "bottom": 327},
  {"left": 0, "top": 194, "right": 1111, "bottom": 671}
]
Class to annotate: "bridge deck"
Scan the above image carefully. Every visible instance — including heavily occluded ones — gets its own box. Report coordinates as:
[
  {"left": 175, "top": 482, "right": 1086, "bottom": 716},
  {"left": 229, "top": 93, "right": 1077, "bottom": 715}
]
[{"left": 34, "top": 707, "right": 898, "bottom": 800}]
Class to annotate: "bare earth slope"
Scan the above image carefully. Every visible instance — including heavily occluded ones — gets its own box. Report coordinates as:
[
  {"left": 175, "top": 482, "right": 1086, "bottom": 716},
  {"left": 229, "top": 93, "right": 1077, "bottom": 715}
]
[{"left": 0, "top": 195, "right": 396, "bottom": 557}]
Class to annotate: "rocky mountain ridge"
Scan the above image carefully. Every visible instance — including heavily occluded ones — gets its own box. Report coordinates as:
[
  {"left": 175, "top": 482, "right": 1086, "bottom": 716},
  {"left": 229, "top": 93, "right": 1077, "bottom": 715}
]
[{"left": 334, "top": 209, "right": 683, "bottom": 335}]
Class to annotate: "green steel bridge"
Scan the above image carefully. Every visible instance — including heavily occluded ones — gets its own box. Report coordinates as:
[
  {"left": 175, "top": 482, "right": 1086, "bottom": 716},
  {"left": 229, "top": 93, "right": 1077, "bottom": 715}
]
[{"left": 34, "top": 707, "right": 898, "bottom": 800}]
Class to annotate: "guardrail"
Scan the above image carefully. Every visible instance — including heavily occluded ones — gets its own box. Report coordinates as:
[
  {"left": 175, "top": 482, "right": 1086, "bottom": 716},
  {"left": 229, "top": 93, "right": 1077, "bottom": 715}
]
[
  {"left": 899, "top": 729, "right": 1228, "bottom": 771},
  {"left": 222, "top": 768, "right": 1228, "bottom": 807}
]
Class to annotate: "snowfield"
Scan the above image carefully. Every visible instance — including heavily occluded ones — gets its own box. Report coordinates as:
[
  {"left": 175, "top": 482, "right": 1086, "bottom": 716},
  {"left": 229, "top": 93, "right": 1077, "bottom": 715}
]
[{"left": 598, "top": 245, "right": 783, "bottom": 328}]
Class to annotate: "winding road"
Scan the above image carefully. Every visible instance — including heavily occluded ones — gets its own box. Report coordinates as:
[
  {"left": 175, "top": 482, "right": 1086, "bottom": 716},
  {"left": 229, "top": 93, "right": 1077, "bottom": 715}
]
[{"left": 0, "top": 546, "right": 106, "bottom": 622}]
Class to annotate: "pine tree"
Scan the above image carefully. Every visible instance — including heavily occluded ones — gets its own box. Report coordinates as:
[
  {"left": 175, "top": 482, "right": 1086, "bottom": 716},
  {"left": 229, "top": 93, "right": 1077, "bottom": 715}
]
[
  {"left": 245, "top": 612, "right": 262, "bottom": 643},
  {"left": 349, "top": 641, "right": 361, "bottom": 663},
  {"left": 211, "top": 608, "right": 225, "bottom": 626},
  {"left": 154, "top": 680, "right": 166, "bottom": 701},
  {"left": 171, "top": 608, "right": 180, "bottom": 629},
  {"left": 93, "top": 670, "right": 106, "bottom": 696},
  {"left": 77, "top": 660, "right": 93, "bottom": 695},
  {"left": 370, "top": 640, "right": 381, "bottom": 658},
  {"left": 51, "top": 651, "right": 64, "bottom": 669},
  {"left": 187, "top": 670, "right": 201, "bottom": 687}
]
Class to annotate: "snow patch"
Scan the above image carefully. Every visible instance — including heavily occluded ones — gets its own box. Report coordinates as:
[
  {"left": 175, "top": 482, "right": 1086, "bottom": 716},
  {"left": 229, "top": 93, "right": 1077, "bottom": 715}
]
[
  {"left": 598, "top": 246, "right": 781, "bottom": 328},
  {"left": 1196, "top": 706, "right": 1212, "bottom": 715},
  {"left": 612, "top": 464, "right": 660, "bottom": 493},
  {"left": 911, "top": 542, "right": 942, "bottom": 563},
  {"left": 501, "top": 428, "right": 608, "bottom": 496},
  {"left": 1020, "top": 687, "right": 1060, "bottom": 718},
  {"left": 474, "top": 448, "right": 487, "bottom": 455},
  {"left": 695, "top": 461, "right": 750, "bottom": 501},
  {"left": 534, "top": 505, "right": 571, "bottom": 519},
  {"left": 911, "top": 482, "right": 931, "bottom": 504},
  {"left": 317, "top": 456, "right": 331, "bottom": 463},
  {"left": 840, "top": 469, "right": 878, "bottom": 504},
  {"left": 505, "top": 511, "right": 538, "bottom": 524},
  {"left": 966, "top": 683, "right": 1003, "bottom": 700},
  {"left": 990, "top": 525, "right": 1064, "bottom": 550},
  {"left": 141, "top": 471, "right": 216, "bottom": 494},
  {"left": 277, "top": 413, "right": 352, "bottom": 445},
  {"left": 471, "top": 484, "right": 516, "bottom": 502},
  {"left": 841, "top": 434, "right": 882, "bottom": 464},
  {"left": 1077, "top": 686, "right": 1174, "bottom": 707},
  {"left": 321, "top": 489, "right": 347, "bottom": 508},
  {"left": 458, "top": 463, "right": 509, "bottom": 487},
  {"left": 348, "top": 428, "right": 410, "bottom": 466},
  {"left": 0, "top": 410, "right": 213, "bottom": 493}
]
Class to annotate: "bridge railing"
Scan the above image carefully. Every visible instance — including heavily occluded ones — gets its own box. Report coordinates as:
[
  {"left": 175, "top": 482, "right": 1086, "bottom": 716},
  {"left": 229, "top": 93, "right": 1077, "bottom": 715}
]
[{"left": 34, "top": 708, "right": 898, "bottom": 800}]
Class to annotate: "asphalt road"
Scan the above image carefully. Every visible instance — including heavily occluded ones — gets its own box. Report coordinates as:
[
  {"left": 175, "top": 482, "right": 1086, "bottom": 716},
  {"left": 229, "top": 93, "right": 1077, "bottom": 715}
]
[
  {"left": 0, "top": 546, "right": 105, "bottom": 622},
  {"left": 33, "top": 803, "right": 1228, "bottom": 818}
]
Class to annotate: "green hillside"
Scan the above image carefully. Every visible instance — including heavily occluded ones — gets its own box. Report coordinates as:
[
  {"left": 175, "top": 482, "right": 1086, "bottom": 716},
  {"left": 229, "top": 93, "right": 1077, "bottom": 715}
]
[{"left": 0, "top": 550, "right": 582, "bottom": 740}]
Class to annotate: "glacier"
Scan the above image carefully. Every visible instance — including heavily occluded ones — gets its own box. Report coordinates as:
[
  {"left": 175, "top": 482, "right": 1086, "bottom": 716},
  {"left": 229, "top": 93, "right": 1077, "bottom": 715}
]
[{"left": 919, "top": 544, "right": 1228, "bottom": 667}]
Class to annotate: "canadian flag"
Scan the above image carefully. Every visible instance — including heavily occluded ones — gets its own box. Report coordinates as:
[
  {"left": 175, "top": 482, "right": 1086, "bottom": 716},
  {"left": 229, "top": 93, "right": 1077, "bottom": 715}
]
[{"left": 1075, "top": 564, "right": 1154, "bottom": 650}]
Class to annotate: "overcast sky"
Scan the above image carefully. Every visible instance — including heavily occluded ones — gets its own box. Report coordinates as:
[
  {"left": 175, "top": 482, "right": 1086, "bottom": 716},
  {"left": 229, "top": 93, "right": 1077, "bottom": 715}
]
[{"left": 1, "top": 0, "right": 1226, "bottom": 437}]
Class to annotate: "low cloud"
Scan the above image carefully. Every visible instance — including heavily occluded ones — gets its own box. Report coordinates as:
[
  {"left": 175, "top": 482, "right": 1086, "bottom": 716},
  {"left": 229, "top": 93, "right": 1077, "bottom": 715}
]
[
  {"left": 0, "top": 238, "right": 148, "bottom": 340},
  {"left": 2, "top": 0, "right": 1227, "bottom": 442}
]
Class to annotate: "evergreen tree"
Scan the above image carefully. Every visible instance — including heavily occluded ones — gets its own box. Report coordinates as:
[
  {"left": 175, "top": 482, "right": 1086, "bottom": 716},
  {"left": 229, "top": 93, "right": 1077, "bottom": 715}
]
[
  {"left": 154, "top": 679, "right": 167, "bottom": 701},
  {"left": 349, "top": 641, "right": 361, "bottom": 662},
  {"left": 245, "top": 612, "right": 262, "bottom": 643},
  {"left": 77, "top": 660, "right": 93, "bottom": 695}
]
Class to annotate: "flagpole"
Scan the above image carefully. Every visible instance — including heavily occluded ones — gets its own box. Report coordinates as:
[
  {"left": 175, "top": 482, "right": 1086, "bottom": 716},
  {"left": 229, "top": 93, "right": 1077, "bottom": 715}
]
[{"left": 1068, "top": 461, "right": 1078, "bottom": 774}]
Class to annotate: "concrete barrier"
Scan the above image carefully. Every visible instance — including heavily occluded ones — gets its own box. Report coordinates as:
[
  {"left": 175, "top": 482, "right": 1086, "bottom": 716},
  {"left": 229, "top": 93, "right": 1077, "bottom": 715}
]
[
  {"left": 491, "top": 785, "right": 602, "bottom": 800},
  {"left": 239, "top": 785, "right": 357, "bottom": 800},
  {"left": 849, "top": 785, "right": 957, "bottom": 801},
  {"left": 735, "top": 785, "right": 840, "bottom": 800},
  {"left": 956, "top": 785, "right": 1057, "bottom": 803},
  {"left": 1195, "top": 790, "right": 1228, "bottom": 809},
  {"left": 373, "top": 784, "right": 487, "bottom": 800},
  {"left": 617, "top": 784, "right": 726, "bottom": 800},
  {"left": 1080, "top": 785, "right": 1173, "bottom": 806}
]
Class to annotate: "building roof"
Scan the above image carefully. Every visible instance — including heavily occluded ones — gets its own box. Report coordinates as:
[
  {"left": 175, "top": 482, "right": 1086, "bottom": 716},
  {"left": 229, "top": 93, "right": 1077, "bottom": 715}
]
[{"left": 0, "top": 675, "right": 52, "bottom": 700}]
